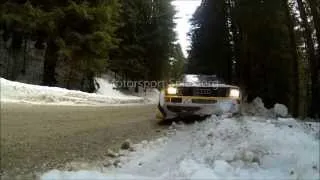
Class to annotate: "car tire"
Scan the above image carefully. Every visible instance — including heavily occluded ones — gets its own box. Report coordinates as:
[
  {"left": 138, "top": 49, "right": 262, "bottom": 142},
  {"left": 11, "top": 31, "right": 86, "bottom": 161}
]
[{"left": 156, "top": 103, "right": 166, "bottom": 121}]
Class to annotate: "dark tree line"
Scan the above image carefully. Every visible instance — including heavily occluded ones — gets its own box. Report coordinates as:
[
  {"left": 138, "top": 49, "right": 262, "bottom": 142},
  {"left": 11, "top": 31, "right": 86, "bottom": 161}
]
[
  {"left": 188, "top": 0, "right": 320, "bottom": 117},
  {"left": 0, "top": 0, "right": 184, "bottom": 91},
  {"left": 109, "top": 0, "right": 180, "bottom": 82}
]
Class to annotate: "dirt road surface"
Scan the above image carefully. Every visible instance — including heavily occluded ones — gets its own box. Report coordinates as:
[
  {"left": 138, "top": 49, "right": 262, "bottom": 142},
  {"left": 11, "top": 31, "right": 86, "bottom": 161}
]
[{"left": 0, "top": 102, "right": 166, "bottom": 178}]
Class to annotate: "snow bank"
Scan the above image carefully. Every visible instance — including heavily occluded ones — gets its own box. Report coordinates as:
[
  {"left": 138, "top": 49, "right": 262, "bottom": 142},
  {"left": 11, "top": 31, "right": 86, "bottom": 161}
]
[
  {"left": 274, "top": 103, "right": 289, "bottom": 117},
  {"left": 0, "top": 78, "right": 145, "bottom": 105},
  {"left": 41, "top": 116, "right": 320, "bottom": 180},
  {"left": 95, "top": 74, "right": 134, "bottom": 98},
  {"left": 241, "top": 97, "right": 290, "bottom": 118},
  {"left": 241, "top": 97, "right": 271, "bottom": 117},
  {"left": 95, "top": 74, "right": 159, "bottom": 104}
]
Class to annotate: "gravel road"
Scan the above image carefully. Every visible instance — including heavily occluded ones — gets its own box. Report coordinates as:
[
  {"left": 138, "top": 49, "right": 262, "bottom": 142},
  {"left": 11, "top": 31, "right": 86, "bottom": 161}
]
[{"left": 0, "top": 102, "right": 167, "bottom": 178}]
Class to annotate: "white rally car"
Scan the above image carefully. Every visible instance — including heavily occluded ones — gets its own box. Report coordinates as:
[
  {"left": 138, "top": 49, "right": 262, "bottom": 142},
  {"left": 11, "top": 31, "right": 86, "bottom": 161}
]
[{"left": 156, "top": 74, "right": 241, "bottom": 120}]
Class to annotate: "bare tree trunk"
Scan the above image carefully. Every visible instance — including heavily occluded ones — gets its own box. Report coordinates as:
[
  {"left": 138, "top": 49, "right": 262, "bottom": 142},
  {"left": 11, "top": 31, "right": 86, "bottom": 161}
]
[
  {"left": 225, "top": 0, "right": 234, "bottom": 84},
  {"left": 296, "top": 0, "right": 318, "bottom": 117},
  {"left": 306, "top": 0, "right": 320, "bottom": 51},
  {"left": 283, "top": 0, "right": 300, "bottom": 117},
  {"left": 306, "top": 0, "right": 320, "bottom": 117},
  {"left": 10, "top": 34, "right": 22, "bottom": 80},
  {"left": 42, "top": 40, "right": 59, "bottom": 86},
  {"left": 6, "top": 46, "right": 10, "bottom": 78},
  {"left": 21, "top": 39, "right": 27, "bottom": 75},
  {"left": 80, "top": 70, "right": 95, "bottom": 93},
  {"left": 66, "top": 67, "right": 73, "bottom": 89}
]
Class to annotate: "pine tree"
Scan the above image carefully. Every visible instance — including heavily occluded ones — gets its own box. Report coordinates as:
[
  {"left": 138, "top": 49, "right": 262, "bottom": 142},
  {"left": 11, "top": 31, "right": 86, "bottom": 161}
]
[
  {"left": 110, "top": 0, "right": 176, "bottom": 82},
  {"left": 0, "top": 1, "right": 43, "bottom": 80},
  {"left": 146, "top": 0, "right": 176, "bottom": 81},
  {"left": 1, "top": 0, "right": 121, "bottom": 90},
  {"left": 188, "top": 0, "right": 232, "bottom": 83},
  {"left": 305, "top": 0, "right": 320, "bottom": 117},
  {"left": 169, "top": 43, "right": 186, "bottom": 80},
  {"left": 189, "top": 0, "right": 302, "bottom": 115}
]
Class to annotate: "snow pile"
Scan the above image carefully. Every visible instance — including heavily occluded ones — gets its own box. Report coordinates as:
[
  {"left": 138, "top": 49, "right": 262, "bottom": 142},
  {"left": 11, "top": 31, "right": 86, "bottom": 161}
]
[
  {"left": 274, "top": 103, "right": 289, "bottom": 117},
  {"left": 95, "top": 74, "right": 159, "bottom": 104},
  {"left": 95, "top": 75, "right": 138, "bottom": 98},
  {"left": 41, "top": 116, "right": 320, "bottom": 180},
  {"left": 241, "top": 97, "right": 290, "bottom": 118},
  {"left": 241, "top": 97, "right": 271, "bottom": 117},
  {"left": 0, "top": 78, "right": 144, "bottom": 105}
]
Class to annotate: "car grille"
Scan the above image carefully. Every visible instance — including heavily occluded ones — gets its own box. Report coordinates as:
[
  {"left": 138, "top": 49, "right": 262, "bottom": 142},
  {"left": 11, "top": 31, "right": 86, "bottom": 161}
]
[
  {"left": 167, "top": 105, "right": 201, "bottom": 113},
  {"left": 165, "top": 97, "right": 182, "bottom": 103},
  {"left": 192, "top": 99, "right": 217, "bottom": 104},
  {"left": 170, "top": 97, "right": 182, "bottom": 103},
  {"left": 177, "top": 87, "right": 229, "bottom": 97}
]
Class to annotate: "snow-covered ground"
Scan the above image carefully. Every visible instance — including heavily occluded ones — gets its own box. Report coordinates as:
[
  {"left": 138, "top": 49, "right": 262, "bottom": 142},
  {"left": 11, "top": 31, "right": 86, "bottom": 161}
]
[
  {"left": 0, "top": 77, "right": 159, "bottom": 105},
  {"left": 41, "top": 115, "right": 320, "bottom": 180},
  {"left": 95, "top": 74, "right": 160, "bottom": 104}
]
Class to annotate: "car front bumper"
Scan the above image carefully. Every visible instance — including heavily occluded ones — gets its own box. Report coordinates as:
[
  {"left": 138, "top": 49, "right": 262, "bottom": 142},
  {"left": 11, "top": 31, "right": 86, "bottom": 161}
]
[{"left": 158, "top": 95, "right": 241, "bottom": 119}]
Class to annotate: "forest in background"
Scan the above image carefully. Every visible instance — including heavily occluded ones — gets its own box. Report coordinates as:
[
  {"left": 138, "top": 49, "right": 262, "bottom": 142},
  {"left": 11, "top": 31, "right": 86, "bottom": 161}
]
[
  {"left": 0, "top": 0, "right": 185, "bottom": 91},
  {"left": 188, "top": 0, "right": 319, "bottom": 117}
]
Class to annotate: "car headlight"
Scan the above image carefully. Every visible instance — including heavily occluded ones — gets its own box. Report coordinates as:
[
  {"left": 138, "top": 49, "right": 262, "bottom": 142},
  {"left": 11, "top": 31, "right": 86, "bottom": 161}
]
[
  {"left": 229, "top": 89, "right": 240, "bottom": 98},
  {"left": 167, "top": 87, "right": 177, "bottom": 95}
]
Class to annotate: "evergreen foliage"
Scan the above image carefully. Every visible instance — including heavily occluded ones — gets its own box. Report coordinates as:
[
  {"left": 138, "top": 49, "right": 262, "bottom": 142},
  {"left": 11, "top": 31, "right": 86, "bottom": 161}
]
[{"left": 188, "top": 0, "right": 320, "bottom": 117}]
